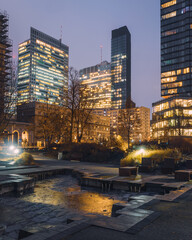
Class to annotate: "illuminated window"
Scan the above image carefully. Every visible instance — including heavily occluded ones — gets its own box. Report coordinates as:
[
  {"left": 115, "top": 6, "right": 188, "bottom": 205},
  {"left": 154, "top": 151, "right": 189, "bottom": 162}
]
[
  {"left": 161, "top": 0, "right": 176, "bottom": 9},
  {"left": 168, "top": 89, "right": 177, "bottom": 94},
  {"left": 183, "top": 67, "right": 190, "bottom": 74},
  {"left": 162, "top": 11, "right": 176, "bottom": 19},
  {"left": 161, "top": 71, "right": 176, "bottom": 78},
  {"left": 162, "top": 29, "right": 177, "bottom": 36},
  {"left": 161, "top": 76, "right": 177, "bottom": 83},
  {"left": 177, "top": 69, "right": 181, "bottom": 75}
]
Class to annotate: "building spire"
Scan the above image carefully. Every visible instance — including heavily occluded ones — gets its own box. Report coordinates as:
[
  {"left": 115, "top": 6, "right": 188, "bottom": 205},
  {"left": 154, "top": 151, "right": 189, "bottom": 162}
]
[
  {"left": 60, "top": 25, "right": 62, "bottom": 42},
  {"left": 100, "top": 45, "right": 103, "bottom": 64}
]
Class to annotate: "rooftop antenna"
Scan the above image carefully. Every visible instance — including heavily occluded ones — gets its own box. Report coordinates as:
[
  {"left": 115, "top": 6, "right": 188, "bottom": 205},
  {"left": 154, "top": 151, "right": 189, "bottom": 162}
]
[
  {"left": 100, "top": 44, "right": 103, "bottom": 64},
  {"left": 60, "top": 25, "right": 63, "bottom": 42}
]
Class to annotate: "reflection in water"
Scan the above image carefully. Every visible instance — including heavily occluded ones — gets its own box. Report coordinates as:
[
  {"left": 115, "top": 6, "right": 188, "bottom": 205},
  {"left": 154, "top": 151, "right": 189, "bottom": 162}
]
[{"left": 22, "top": 176, "right": 125, "bottom": 216}]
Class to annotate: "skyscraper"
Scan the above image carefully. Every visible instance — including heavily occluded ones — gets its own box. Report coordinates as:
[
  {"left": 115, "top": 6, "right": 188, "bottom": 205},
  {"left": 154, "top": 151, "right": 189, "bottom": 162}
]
[
  {"left": 79, "top": 61, "right": 111, "bottom": 110},
  {"left": 17, "top": 27, "right": 69, "bottom": 105},
  {"left": 0, "top": 11, "right": 12, "bottom": 120},
  {"left": 151, "top": 0, "right": 192, "bottom": 140},
  {"left": 161, "top": 0, "right": 192, "bottom": 97},
  {"left": 111, "top": 26, "right": 131, "bottom": 109}
]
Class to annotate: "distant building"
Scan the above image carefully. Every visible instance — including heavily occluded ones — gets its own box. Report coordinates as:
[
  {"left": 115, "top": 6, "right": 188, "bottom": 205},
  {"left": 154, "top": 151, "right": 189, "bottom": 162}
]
[
  {"left": 110, "top": 107, "right": 150, "bottom": 143},
  {"left": 152, "top": 96, "right": 192, "bottom": 140},
  {"left": 3, "top": 120, "right": 34, "bottom": 147},
  {"left": 17, "top": 27, "right": 69, "bottom": 105},
  {"left": 17, "top": 102, "right": 110, "bottom": 146},
  {"left": 78, "top": 113, "right": 110, "bottom": 144},
  {"left": 79, "top": 61, "right": 111, "bottom": 110},
  {"left": 111, "top": 26, "right": 131, "bottom": 109}
]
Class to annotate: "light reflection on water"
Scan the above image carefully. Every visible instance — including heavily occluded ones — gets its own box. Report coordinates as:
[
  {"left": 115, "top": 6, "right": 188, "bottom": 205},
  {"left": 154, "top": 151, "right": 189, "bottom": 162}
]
[{"left": 22, "top": 176, "right": 126, "bottom": 216}]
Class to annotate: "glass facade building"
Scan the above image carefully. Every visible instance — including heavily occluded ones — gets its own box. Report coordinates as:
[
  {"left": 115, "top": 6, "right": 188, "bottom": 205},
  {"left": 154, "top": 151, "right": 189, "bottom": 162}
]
[
  {"left": 152, "top": 96, "right": 192, "bottom": 139},
  {"left": 152, "top": 1, "right": 192, "bottom": 140},
  {"left": 17, "top": 27, "right": 68, "bottom": 105},
  {"left": 161, "top": 0, "right": 192, "bottom": 97},
  {"left": 111, "top": 26, "right": 131, "bottom": 109},
  {"left": 79, "top": 61, "right": 111, "bottom": 109}
]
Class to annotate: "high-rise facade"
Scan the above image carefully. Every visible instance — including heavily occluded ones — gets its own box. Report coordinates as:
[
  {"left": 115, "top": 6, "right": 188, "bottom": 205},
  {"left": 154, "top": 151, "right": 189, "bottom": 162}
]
[
  {"left": 111, "top": 26, "right": 131, "bottom": 109},
  {"left": 79, "top": 61, "right": 111, "bottom": 109},
  {"left": 152, "top": 0, "right": 192, "bottom": 140},
  {"left": 161, "top": 0, "right": 192, "bottom": 98},
  {"left": 0, "top": 11, "right": 12, "bottom": 120},
  {"left": 17, "top": 27, "right": 69, "bottom": 105}
]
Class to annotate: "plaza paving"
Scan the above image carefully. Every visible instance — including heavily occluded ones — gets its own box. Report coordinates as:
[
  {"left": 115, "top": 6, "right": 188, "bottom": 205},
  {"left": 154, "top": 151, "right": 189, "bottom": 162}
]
[{"left": 0, "top": 154, "right": 192, "bottom": 239}]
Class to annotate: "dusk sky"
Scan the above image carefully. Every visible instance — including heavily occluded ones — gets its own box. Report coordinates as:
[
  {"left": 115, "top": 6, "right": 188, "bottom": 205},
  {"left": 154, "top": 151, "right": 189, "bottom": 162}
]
[{"left": 1, "top": 0, "right": 161, "bottom": 111}]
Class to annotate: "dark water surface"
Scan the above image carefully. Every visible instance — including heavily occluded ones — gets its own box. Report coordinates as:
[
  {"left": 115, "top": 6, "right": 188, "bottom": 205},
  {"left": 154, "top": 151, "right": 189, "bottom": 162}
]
[{"left": 22, "top": 176, "right": 126, "bottom": 216}]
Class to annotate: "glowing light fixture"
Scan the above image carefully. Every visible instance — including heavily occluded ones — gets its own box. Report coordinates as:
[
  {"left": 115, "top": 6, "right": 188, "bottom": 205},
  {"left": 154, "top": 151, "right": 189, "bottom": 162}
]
[{"left": 9, "top": 145, "right": 15, "bottom": 151}]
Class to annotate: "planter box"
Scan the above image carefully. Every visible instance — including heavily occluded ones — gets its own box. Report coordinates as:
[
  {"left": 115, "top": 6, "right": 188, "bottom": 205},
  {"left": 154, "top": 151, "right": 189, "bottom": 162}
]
[
  {"left": 175, "top": 170, "right": 192, "bottom": 181},
  {"left": 186, "top": 160, "right": 192, "bottom": 169},
  {"left": 119, "top": 167, "right": 138, "bottom": 176},
  {"left": 140, "top": 158, "right": 156, "bottom": 172}
]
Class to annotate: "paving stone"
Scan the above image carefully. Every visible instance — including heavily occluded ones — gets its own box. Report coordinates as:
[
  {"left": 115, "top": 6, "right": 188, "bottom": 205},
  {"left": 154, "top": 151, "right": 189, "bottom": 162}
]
[
  {"left": 91, "top": 217, "right": 129, "bottom": 232},
  {"left": 0, "top": 236, "right": 15, "bottom": 240},
  {"left": 7, "top": 230, "right": 19, "bottom": 239},
  {"left": 46, "top": 218, "right": 62, "bottom": 224},
  {"left": 31, "top": 216, "right": 49, "bottom": 223},
  {"left": 5, "top": 224, "right": 21, "bottom": 233}
]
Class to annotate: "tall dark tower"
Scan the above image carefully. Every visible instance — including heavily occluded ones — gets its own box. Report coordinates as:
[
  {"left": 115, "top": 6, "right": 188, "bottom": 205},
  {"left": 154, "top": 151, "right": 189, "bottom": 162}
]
[
  {"left": 151, "top": 1, "right": 192, "bottom": 140},
  {"left": 111, "top": 26, "right": 131, "bottom": 109},
  {"left": 161, "top": 0, "right": 192, "bottom": 98},
  {"left": 0, "top": 11, "right": 12, "bottom": 123}
]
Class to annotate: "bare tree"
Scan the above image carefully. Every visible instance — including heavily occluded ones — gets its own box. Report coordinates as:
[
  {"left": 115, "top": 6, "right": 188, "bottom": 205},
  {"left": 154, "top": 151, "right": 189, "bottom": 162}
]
[
  {"left": 62, "top": 67, "right": 96, "bottom": 143},
  {"left": 36, "top": 104, "right": 70, "bottom": 148},
  {"left": 62, "top": 68, "right": 79, "bottom": 142},
  {"left": 0, "top": 61, "right": 17, "bottom": 137},
  {"left": 118, "top": 107, "right": 141, "bottom": 150},
  {"left": 75, "top": 84, "right": 95, "bottom": 143}
]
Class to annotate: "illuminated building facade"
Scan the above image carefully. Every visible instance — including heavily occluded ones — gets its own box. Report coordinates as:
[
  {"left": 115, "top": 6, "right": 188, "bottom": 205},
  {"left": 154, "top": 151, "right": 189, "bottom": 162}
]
[
  {"left": 152, "top": 97, "right": 192, "bottom": 139},
  {"left": 77, "top": 113, "right": 110, "bottom": 144},
  {"left": 17, "top": 27, "right": 68, "bottom": 105},
  {"left": 161, "top": 0, "right": 192, "bottom": 97},
  {"left": 152, "top": 1, "right": 192, "bottom": 140},
  {"left": 110, "top": 107, "right": 150, "bottom": 143},
  {"left": 79, "top": 61, "right": 111, "bottom": 109},
  {"left": 111, "top": 26, "right": 131, "bottom": 109},
  {"left": 17, "top": 101, "right": 110, "bottom": 146}
]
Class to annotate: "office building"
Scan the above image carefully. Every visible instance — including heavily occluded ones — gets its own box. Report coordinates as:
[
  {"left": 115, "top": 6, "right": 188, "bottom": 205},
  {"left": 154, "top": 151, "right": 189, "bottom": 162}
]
[
  {"left": 111, "top": 26, "right": 131, "bottom": 109},
  {"left": 161, "top": 0, "right": 192, "bottom": 97},
  {"left": 79, "top": 61, "right": 111, "bottom": 109},
  {"left": 17, "top": 27, "right": 69, "bottom": 105},
  {"left": 152, "top": 96, "right": 192, "bottom": 139},
  {"left": 152, "top": 0, "right": 192, "bottom": 140}
]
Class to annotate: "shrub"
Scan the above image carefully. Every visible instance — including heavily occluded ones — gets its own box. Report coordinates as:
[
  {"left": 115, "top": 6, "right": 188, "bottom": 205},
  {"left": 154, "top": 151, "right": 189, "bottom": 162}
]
[
  {"left": 121, "top": 148, "right": 181, "bottom": 167},
  {"left": 14, "top": 152, "right": 35, "bottom": 166},
  {"left": 58, "top": 143, "right": 124, "bottom": 163}
]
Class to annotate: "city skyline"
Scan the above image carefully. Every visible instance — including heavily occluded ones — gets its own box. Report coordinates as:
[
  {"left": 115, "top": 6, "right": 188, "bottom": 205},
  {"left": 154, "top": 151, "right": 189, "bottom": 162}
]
[{"left": 1, "top": 0, "right": 161, "bottom": 110}]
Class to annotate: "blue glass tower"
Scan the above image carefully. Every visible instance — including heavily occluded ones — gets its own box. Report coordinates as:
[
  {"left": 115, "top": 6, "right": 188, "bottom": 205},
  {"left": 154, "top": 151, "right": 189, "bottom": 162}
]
[{"left": 111, "top": 26, "right": 131, "bottom": 109}]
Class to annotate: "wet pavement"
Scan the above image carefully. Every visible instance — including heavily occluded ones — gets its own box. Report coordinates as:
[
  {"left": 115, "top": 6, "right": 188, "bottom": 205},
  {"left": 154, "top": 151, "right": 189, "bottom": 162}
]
[
  {"left": 0, "top": 175, "right": 126, "bottom": 239},
  {"left": 1, "top": 154, "right": 192, "bottom": 239},
  {"left": 22, "top": 175, "right": 126, "bottom": 217}
]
